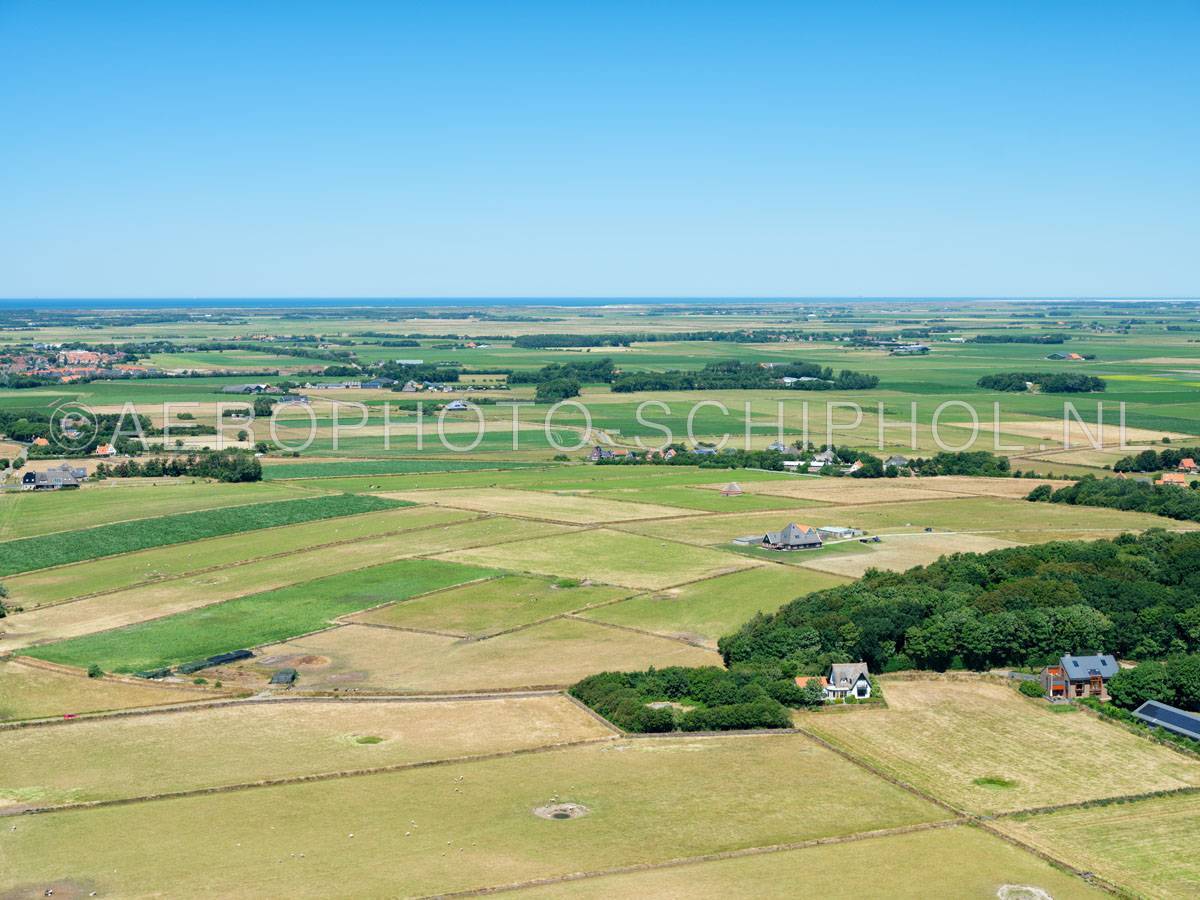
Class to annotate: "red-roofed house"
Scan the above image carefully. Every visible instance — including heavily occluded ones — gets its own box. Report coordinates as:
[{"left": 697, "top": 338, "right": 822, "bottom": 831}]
[
  {"left": 94, "top": 443, "right": 117, "bottom": 457},
  {"left": 1179, "top": 458, "right": 1198, "bottom": 473},
  {"left": 1157, "top": 472, "right": 1189, "bottom": 487}
]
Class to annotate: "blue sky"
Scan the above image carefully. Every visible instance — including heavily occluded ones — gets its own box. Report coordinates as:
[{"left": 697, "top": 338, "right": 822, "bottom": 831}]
[{"left": 1, "top": 1, "right": 1196, "bottom": 298}]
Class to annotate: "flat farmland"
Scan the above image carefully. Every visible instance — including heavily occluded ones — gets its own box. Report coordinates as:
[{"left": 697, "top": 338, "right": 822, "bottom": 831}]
[
  {"left": 0, "top": 695, "right": 611, "bottom": 810},
  {"left": 0, "top": 514, "right": 495, "bottom": 650},
  {"left": 519, "top": 824, "right": 1100, "bottom": 899},
  {"left": 795, "top": 532, "right": 1021, "bottom": 578},
  {"left": 996, "top": 794, "right": 1200, "bottom": 899},
  {"left": 0, "top": 480, "right": 302, "bottom": 540},
  {"left": 244, "top": 618, "right": 718, "bottom": 692},
  {"left": 805, "top": 678, "right": 1200, "bottom": 815},
  {"left": 580, "top": 565, "right": 850, "bottom": 644},
  {"left": 0, "top": 734, "right": 947, "bottom": 898},
  {"left": 586, "top": 485, "right": 803, "bottom": 512},
  {"left": 378, "top": 487, "right": 689, "bottom": 524},
  {"left": 2, "top": 506, "right": 476, "bottom": 608},
  {"left": 23, "top": 558, "right": 499, "bottom": 673},
  {"left": 0, "top": 659, "right": 206, "bottom": 722},
  {"left": 0, "top": 492, "right": 404, "bottom": 576},
  {"left": 437, "top": 528, "right": 759, "bottom": 590},
  {"left": 703, "top": 477, "right": 960, "bottom": 505},
  {"left": 352, "top": 575, "right": 632, "bottom": 637}
]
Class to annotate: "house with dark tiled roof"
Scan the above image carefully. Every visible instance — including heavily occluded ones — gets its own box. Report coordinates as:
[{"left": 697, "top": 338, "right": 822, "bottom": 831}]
[
  {"left": 1039, "top": 654, "right": 1119, "bottom": 700},
  {"left": 760, "top": 523, "right": 822, "bottom": 551}
]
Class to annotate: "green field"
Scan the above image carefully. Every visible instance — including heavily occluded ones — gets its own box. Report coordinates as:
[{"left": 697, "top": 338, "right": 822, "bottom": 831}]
[
  {"left": 354, "top": 574, "right": 632, "bottom": 636},
  {"left": 22, "top": 557, "right": 498, "bottom": 672},
  {"left": 0, "top": 493, "right": 405, "bottom": 577},
  {"left": 261, "top": 458, "right": 547, "bottom": 480}
]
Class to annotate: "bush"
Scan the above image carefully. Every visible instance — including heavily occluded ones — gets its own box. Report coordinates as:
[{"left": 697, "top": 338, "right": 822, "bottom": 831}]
[
  {"left": 1018, "top": 679, "right": 1045, "bottom": 698},
  {"left": 87, "top": 663, "right": 104, "bottom": 679}
]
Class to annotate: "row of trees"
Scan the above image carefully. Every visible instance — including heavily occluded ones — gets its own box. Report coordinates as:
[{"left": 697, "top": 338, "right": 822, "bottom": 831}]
[
  {"left": 609, "top": 361, "right": 879, "bottom": 393},
  {"left": 94, "top": 450, "right": 262, "bottom": 482},
  {"left": 511, "top": 329, "right": 810, "bottom": 348},
  {"left": 976, "top": 372, "right": 1106, "bottom": 393},
  {"left": 1028, "top": 476, "right": 1200, "bottom": 523},
  {"left": 569, "top": 665, "right": 822, "bottom": 733},
  {"left": 718, "top": 531, "right": 1200, "bottom": 673},
  {"left": 507, "top": 359, "right": 616, "bottom": 385},
  {"left": 1113, "top": 447, "right": 1200, "bottom": 473}
]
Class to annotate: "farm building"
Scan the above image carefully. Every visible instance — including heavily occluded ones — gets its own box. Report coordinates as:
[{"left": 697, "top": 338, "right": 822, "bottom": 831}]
[
  {"left": 760, "top": 523, "right": 822, "bottom": 551},
  {"left": 444, "top": 399, "right": 470, "bottom": 411},
  {"left": 1157, "top": 472, "right": 1190, "bottom": 487},
  {"left": 720, "top": 482, "right": 743, "bottom": 496},
  {"left": 798, "top": 662, "right": 872, "bottom": 701},
  {"left": 21, "top": 464, "right": 86, "bottom": 490},
  {"left": 93, "top": 443, "right": 117, "bottom": 457},
  {"left": 884, "top": 455, "right": 909, "bottom": 469},
  {"left": 1179, "top": 458, "right": 1199, "bottom": 473},
  {"left": 1039, "top": 654, "right": 1119, "bottom": 700},
  {"left": 817, "top": 525, "right": 863, "bottom": 539},
  {"left": 1132, "top": 701, "right": 1200, "bottom": 741}
]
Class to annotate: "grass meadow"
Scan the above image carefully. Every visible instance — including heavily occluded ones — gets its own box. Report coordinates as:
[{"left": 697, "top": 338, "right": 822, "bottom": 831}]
[
  {"left": 22, "top": 558, "right": 499, "bottom": 672},
  {"left": 0, "top": 493, "right": 406, "bottom": 576}
]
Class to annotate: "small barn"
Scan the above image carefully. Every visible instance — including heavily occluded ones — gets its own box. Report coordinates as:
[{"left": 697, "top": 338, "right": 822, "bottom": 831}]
[{"left": 720, "top": 482, "right": 743, "bottom": 496}]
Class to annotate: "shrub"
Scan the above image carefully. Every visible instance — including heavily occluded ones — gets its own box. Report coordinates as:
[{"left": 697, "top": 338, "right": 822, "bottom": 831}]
[
  {"left": 1018, "top": 679, "right": 1045, "bottom": 698},
  {"left": 87, "top": 663, "right": 104, "bottom": 679}
]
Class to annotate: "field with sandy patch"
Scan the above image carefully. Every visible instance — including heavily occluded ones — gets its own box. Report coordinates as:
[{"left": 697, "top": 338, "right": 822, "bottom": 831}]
[
  {"left": 806, "top": 677, "right": 1200, "bottom": 814},
  {"left": 242, "top": 618, "right": 718, "bottom": 692},
  {"left": 996, "top": 794, "right": 1200, "bottom": 899},
  {"left": 0, "top": 734, "right": 946, "bottom": 898},
  {"left": 0, "top": 695, "right": 611, "bottom": 810},
  {"left": 377, "top": 487, "right": 688, "bottom": 523}
]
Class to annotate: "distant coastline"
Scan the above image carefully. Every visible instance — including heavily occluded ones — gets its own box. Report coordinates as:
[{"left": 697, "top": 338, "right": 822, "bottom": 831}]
[{"left": 1, "top": 296, "right": 1196, "bottom": 311}]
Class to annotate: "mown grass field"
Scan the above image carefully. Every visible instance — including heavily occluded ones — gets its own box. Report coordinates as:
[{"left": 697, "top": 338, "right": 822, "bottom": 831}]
[
  {"left": 0, "top": 660, "right": 207, "bottom": 722},
  {"left": 381, "top": 486, "right": 688, "bottom": 523},
  {"left": 0, "top": 492, "right": 406, "bottom": 576},
  {"left": 0, "top": 695, "right": 611, "bottom": 810},
  {"left": 22, "top": 558, "right": 499, "bottom": 673},
  {"left": 353, "top": 574, "right": 631, "bottom": 637},
  {"left": 244, "top": 618, "right": 718, "bottom": 692},
  {"left": 997, "top": 794, "right": 1200, "bottom": 899},
  {"left": 580, "top": 564, "right": 851, "bottom": 644},
  {"left": 519, "top": 824, "right": 1101, "bottom": 899},
  {"left": 439, "top": 527, "right": 759, "bottom": 590},
  {"left": 805, "top": 678, "right": 1200, "bottom": 815},
  {"left": 2, "top": 506, "right": 475, "bottom": 608},
  {"left": 0, "top": 734, "right": 947, "bottom": 898},
  {"left": 0, "top": 480, "right": 300, "bottom": 540},
  {"left": 261, "top": 458, "right": 547, "bottom": 479}
]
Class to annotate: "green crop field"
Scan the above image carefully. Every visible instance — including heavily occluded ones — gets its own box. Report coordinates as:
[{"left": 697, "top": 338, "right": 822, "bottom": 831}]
[
  {"left": 0, "top": 493, "right": 406, "bottom": 576},
  {"left": 22, "top": 558, "right": 499, "bottom": 672}
]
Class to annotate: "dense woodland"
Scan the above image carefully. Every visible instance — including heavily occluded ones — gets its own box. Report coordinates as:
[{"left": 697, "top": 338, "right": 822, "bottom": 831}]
[
  {"left": 1029, "top": 476, "right": 1200, "bottom": 523},
  {"left": 976, "top": 372, "right": 1107, "bottom": 393},
  {"left": 719, "top": 531, "right": 1200, "bottom": 674},
  {"left": 610, "top": 360, "right": 879, "bottom": 392},
  {"left": 94, "top": 450, "right": 263, "bottom": 483}
]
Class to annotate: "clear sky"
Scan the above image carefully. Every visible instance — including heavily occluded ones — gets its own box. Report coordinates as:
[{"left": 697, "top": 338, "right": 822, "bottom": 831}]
[{"left": 1, "top": 1, "right": 1197, "bottom": 299}]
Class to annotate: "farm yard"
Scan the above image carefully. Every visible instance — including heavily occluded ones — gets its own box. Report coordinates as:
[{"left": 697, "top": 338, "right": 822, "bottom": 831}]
[{"left": 5, "top": 299, "right": 1200, "bottom": 896}]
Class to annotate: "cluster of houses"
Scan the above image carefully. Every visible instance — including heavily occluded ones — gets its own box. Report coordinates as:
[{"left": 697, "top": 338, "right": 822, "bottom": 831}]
[
  {"left": 1156, "top": 458, "right": 1198, "bottom": 488},
  {"left": 1, "top": 346, "right": 156, "bottom": 383}
]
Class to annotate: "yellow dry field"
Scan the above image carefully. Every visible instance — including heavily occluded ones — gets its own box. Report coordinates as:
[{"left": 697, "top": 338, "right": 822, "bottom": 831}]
[
  {"left": 0, "top": 695, "right": 612, "bottom": 810},
  {"left": 995, "top": 794, "right": 1200, "bottom": 899},
  {"left": 243, "top": 619, "right": 718, "bottom": 692},
  {"left": 377, "top": 487, "right": 686, "bottom": 524},
  {"left": 0, "top": 659, "right": 206, "bottom": 722},
  {"left": 940, "top": 418, "right": 1193, "bottom": 444},
  {"left": 795, "top": 532, "right": 1021, "bottom": 578},
  {"left": 0, "top": 515, "right": 562, "bottom": 650},
  {"left": 436, "top": 528, "right": 759, "bottom": 590},
  {"left": 910, "top": 475, "right": 1076, "bottom": 499},
  {"left": 0, "top": 734, "right": 946, "bottom": 898},
  {"left": 519, "top": 824, "right": 1101, "bottom": 899},
  {"left": 696, "top": 478, "right": 955, "bottom": 505},
  {"left": 3, "top": 506, "right": 476, "bottom": 608},
  {"left": 805, "top": 678, "right": 1200, "bottom": 815}
]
